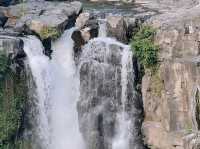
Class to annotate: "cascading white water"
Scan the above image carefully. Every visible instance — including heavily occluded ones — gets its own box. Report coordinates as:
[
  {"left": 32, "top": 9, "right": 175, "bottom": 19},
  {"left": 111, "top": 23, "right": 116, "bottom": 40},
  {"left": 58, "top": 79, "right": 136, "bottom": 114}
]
[
  {"left": 23, "top": 28, "right": 84, "bottom": 149},
  {"left": 50, "top": 28, "right": 84, "bottom": 149},
  {"left": 98, "top": 19, "right": 107, "bottom": 37},
  {"left": 81, "top": 37, "right": 133, "bottom": 149},
  {"left": 23, "top": 36, "right": 52, "bottom": 148},
  {"left": 112, "top": 46, "right": 132, "bottom": 149}
]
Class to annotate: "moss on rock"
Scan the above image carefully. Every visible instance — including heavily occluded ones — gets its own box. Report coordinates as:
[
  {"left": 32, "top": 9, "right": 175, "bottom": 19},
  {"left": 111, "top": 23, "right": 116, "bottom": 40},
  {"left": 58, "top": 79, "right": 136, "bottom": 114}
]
[
  {"left": 40, "top": 26, "right": 61, "bottom": 40},
  {"left": 0, "top": 52, "right": 28, "bottom": 148}
]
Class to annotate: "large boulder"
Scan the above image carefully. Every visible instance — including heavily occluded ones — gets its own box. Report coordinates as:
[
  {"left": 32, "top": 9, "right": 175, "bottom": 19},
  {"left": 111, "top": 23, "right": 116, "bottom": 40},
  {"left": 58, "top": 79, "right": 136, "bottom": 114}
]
[
  {"left": 4, "top": 1, "right": 82, "bottom": 39},
  {"left": 106, "top": 16, "right": 128, "bottom": 43},
  {"left": 76, "top": 12, "right": 99, "bottom": 42}
]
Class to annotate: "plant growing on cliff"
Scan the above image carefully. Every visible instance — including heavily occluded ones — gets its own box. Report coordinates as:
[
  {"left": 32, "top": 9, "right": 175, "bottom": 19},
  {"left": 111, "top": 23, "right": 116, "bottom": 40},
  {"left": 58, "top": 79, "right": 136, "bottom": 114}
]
[
  {"left": 130, "top": 25, "right": 159, "bottom": 70},
  {"left": 40, "top": 26, "right": 61, "bottom": 40}
]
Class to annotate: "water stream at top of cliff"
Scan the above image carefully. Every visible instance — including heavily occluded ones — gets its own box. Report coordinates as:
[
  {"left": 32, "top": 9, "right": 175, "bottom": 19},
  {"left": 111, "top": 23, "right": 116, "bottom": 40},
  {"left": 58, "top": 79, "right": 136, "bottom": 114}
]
[
  {"left": 23, "top": 28, "right": 85, "bottom": 149},
  {"left": 22, "top": 24, "right": 134, "bottom": 149}
]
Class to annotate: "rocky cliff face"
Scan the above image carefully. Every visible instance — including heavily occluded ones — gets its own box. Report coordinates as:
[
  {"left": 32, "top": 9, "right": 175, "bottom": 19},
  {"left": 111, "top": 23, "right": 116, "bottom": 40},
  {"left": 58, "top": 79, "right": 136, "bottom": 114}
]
[{"left": 142, "top": 4, "right": 200, "bottom": 149}]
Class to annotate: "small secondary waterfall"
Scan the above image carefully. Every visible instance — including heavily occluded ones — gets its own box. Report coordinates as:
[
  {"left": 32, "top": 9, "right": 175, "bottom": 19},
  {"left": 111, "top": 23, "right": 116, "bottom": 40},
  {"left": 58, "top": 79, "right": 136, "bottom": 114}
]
[
  {"left": 78, "top": 36, "right": 138, "bottom": 149},
  {"left": 23, "top": 28, "right": 84, "bottom": 149},
  {"left": 98, "top": 19, "right": 107, "bottom": 37},
  {"left": 112, "top": 47, "right": 132, "bottom": 149},
  {"left": 23, "top": 36, "right": 52, "bottom": 148}
]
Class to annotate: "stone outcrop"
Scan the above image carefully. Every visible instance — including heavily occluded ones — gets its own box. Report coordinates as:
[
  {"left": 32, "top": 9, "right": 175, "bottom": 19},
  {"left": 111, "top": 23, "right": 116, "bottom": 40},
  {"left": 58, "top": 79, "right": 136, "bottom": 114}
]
[
  {"left": 106, "top": 16, "right": 128, "bottom": 43},
  {"left": 76, "top": 12, "right": 99, "bottom": 42},
  {"left": 2, "top": 1, "right": 82, "bottom": 39}
]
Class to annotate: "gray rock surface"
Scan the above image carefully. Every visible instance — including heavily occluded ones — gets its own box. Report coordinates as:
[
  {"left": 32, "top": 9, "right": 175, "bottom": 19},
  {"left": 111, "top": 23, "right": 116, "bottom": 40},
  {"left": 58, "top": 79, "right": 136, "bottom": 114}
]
[
  {"left": 142, "top": 58, "right": 200, "bottom": 149},
  {"left": 4, "top": 1, "right": 82, "bottom": 38},
  {"left": 141, "top": 2, "right": 200, "bottom": 149}
]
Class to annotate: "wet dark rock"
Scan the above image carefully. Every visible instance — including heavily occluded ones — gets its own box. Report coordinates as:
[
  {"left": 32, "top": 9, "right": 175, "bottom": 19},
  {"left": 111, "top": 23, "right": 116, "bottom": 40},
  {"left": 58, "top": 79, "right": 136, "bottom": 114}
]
[
  {"left": 76, "top": 12, "right": 99, "bottom": 42},
  {"left": 0, "top": 11, "right": 8, "bottom": 27},
  {"left": 42, "top": 37, "right": 52, "bottom": 58},
  {"left": 71, "top": 30, "right": 85, "bottom": 59}
]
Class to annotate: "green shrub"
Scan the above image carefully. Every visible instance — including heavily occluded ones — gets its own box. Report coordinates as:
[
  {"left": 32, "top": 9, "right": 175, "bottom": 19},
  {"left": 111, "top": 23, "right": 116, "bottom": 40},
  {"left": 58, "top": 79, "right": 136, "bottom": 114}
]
[
  {"left": 40, "top": 26, "right": 61, "bottom": 40},
  {"left": 130, "top": 25, "right": 159, "bottom": 69}
]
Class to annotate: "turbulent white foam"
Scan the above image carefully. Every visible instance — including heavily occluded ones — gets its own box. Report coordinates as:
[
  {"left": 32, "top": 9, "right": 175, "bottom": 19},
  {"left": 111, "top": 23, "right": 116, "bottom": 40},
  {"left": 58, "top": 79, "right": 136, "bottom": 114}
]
[
  {"left": 50, "top": 28, "right": 84, "bottom": 149},
  {"left": 23, "top": 28, "right": 84, "bottom": 149}
]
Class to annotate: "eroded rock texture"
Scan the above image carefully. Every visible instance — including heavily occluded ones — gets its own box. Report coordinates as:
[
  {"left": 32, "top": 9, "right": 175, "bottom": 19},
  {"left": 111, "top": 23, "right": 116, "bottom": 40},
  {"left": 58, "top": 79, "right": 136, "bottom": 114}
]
[{"left": 142, "top": 4, "right": 200, "bottom": 149}]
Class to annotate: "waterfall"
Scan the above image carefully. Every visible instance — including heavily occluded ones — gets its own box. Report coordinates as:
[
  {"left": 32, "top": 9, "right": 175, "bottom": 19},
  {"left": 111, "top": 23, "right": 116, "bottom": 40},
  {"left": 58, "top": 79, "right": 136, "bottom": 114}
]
[
  {"left": 112, "top": 46, "right": 132, "bottom": 149},
  {"left": 23, "top": 36, "right": 52, "bottom": 148},
  {"left": 23, "top": 28, "right": 84, "bottom": 149},
  {"left": 98, "top": 19, "right": 107, "bottom": 37},
  {"left": 79, "top": 36, "right": 136, "bottom": 149}
]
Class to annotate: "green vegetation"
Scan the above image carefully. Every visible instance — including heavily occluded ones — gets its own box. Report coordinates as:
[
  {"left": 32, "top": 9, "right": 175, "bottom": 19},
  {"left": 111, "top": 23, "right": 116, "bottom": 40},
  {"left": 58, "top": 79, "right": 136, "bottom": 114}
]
[
  {"left": 0, "top": 52, "right": 28, "bottom": 149},
  {"left": 130, "top": 25, "right": 159, "bottom": 70},
  {"left": 40, "top": 26, "right": 61, "bottom": 40}
]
